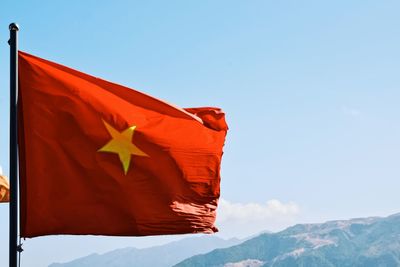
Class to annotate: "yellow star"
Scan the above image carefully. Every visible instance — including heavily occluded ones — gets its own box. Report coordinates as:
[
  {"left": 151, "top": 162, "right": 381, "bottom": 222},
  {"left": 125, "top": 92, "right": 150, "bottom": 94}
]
[{"left": 98, "top": 120, "right": 148, "bottom": 174}]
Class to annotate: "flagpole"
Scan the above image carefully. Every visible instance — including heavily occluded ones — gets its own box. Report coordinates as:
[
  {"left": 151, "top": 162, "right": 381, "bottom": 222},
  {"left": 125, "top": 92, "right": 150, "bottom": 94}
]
[{"left": 9, "top": 22, "right": 19, "bottom": 267}]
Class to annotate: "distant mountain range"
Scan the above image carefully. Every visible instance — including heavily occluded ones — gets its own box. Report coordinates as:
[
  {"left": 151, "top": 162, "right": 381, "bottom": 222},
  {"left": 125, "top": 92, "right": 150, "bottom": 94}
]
[
  {"left": 175, "top": 213, "right": 400, "bottom": 267},
  {"left": 50, "top": 213, "right": 400, "bottom": 267},
  {"left": 49, "top": 236, "right": 242, "bottom": 267}
]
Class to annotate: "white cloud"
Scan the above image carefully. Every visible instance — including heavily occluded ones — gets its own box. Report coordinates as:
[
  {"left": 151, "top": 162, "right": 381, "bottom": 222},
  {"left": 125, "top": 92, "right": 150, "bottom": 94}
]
[
  {"left": 217, "top": 198, "right": 299, "bottom": 222},
  {"left": 216, "top": 198, "right": 300, "bottom": 238},
  {"left": 341, "top": 106, "right": 362, "bottom": 117}
]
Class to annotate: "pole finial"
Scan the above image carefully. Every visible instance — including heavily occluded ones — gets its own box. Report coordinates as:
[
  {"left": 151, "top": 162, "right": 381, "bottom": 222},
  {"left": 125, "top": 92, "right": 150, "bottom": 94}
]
[{"left": 9, "top": 23, "right": 19, "bottom": 31}]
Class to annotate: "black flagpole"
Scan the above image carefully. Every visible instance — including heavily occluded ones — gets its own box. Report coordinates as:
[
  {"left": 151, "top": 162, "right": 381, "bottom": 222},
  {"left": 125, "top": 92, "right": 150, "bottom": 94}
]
[{"left": 9, "top": 22, "right": 19, "bottom": 267}]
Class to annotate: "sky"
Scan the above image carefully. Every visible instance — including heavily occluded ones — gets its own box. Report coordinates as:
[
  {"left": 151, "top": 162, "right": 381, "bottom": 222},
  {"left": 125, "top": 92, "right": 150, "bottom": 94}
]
[{"left": 1, "top": 0, "right": 400, "bottom": 266}]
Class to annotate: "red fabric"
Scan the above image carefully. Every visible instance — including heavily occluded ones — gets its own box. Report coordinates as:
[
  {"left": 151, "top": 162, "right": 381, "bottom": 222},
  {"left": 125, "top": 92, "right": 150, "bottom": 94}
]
[{"left": 18, "top": 51, "right": 227, "bottom": 238}]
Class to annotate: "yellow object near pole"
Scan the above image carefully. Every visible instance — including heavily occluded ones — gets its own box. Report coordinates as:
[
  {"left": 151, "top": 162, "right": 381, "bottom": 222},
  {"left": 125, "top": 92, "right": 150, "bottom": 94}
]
[{"left": 0, "top": 175, "right": 10, "bottom": 202}]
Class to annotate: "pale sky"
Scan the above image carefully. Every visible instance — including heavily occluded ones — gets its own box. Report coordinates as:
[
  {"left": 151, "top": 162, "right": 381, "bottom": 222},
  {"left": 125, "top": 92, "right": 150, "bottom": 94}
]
[{"left": 1, "top": 1, "right": 400, "bottom": 266}]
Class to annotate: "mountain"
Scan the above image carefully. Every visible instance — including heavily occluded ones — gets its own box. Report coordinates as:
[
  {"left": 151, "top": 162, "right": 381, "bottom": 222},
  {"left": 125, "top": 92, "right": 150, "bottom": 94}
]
[
  {"left": 175, "top": 213, "right": 400, "bottom": 267},
  {"left": 49, "top": 235, "right": 242, "bottom": 267}
]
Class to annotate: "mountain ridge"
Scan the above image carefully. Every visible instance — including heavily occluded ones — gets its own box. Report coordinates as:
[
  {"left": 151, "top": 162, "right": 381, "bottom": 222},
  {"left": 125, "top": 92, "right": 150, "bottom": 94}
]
[
  {"left": 50, "top": 213, "right": 400, "bottom": 267},
  {"left": 175, "top": 213, "right": 400, "bottom": 267},
  {"left": 49, "top": 235, "right": 242, "bottom": 267}
]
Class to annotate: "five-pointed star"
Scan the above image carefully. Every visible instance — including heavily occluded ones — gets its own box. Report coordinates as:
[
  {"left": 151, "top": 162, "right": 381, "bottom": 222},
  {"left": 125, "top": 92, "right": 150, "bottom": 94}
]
[{"left": 98, "top": 120, "right": 148, "bottom": 174}]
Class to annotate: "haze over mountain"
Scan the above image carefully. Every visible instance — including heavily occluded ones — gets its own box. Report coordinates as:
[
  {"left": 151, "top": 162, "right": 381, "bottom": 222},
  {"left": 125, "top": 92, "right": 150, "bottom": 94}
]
[
  {"left": 175, "top": 213, "right": 400, "bottom": 267},
  {"left": 49, "top": 236, "right": 241, "bottom": 267},
  {"left": 50, "top": 213, "right": 400, "bottom": 267}
]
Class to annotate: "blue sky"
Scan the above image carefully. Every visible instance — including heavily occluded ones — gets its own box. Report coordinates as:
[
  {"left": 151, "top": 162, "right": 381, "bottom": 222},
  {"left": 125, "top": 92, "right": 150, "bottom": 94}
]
[{"left": 1, "top": 1, "right": 400, "bottom": 266}]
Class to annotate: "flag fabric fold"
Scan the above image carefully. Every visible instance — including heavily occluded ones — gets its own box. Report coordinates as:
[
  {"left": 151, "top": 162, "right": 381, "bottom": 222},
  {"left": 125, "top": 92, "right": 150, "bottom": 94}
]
[
  {"left": 0, "top": 175, "right": 10, "bottom": 203},
  {"left": 18, "top": 51, "right": 228, "bottom": 238}
]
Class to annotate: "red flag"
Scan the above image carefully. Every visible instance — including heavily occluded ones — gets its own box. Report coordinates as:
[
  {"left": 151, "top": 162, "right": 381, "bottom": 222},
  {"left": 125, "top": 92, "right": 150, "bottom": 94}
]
[{"left": 18, "top": 51, "right": 227, "bottom": 237}]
